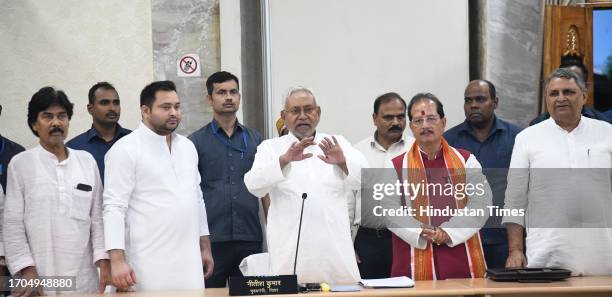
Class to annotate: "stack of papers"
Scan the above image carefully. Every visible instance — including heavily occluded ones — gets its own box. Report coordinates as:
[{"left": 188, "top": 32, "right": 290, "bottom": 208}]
[{"left": 359, "top": 276, "right": 415, "bottom": 288}]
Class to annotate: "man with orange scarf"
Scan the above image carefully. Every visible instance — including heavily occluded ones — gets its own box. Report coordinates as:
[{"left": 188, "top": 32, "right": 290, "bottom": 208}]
[{"left": 385, "top": 93, "right": 492, "bottom": 280}]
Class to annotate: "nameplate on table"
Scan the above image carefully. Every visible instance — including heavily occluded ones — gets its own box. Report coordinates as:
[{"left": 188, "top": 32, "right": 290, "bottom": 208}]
[{"left": 228, "top": 275, "right": 298, "bottom": 296}]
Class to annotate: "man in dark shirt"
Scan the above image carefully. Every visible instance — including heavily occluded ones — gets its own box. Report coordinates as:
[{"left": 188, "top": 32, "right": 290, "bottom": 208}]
[
  {"left": 0, "top": 104, "right": 26, "bottom": 194},
  {"left": 444, "top": 80, "right": 522, "bottom": 268},
  {"left": 66, "top": 82, "right": 131, "bottom": 181},
  {"left": 0, "top": 104, "right": 26, "bottom": 295},
  {"left": 189, "top": 71, "right": 263, "bottom": 288}
]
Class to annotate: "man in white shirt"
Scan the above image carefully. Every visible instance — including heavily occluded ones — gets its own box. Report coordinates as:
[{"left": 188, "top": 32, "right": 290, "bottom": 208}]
[
  {"left": 2, "top": 87, "right": 110, "bottom": 295},
  {"left": 503, "top": 68, "right": 612, "bottom": 275},
  {"left": 352, "top": 92, "right": 413, "bottom": 278},
  {"left": 244, "top": 86, "right": 366, "bottom": 284},
  {"left": 103, "top": 81, "right": 213, "bottom": 291}
]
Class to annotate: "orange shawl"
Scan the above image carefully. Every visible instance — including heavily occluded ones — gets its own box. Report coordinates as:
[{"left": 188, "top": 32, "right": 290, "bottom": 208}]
[{"left": 405, "top": 138, "right": 486, "bottom": 280}]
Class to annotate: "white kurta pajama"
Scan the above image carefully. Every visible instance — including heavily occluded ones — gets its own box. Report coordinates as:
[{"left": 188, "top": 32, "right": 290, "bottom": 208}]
[
  {"left": 103, "top": 123, "right": 209, "bottom": 291},
  {"left": 244, "top": 132, "right": 366, "bottom": 284},
  {"left": 503, "top": 117, "right": 612, "bottom": 276},
  {"left": 2, "top": 146, "right": 107, "bottom": 293}
]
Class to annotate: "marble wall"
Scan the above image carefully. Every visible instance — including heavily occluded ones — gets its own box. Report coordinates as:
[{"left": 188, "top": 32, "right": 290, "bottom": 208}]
[
  {"left": 477, "top": 0, "right": 545, "bottom": 127},
  {"left": 151, "top": 0, "right": 220, "bottom": 136},
  {"left": 0, "top": 0, "right": 153, "bottom": 148}
]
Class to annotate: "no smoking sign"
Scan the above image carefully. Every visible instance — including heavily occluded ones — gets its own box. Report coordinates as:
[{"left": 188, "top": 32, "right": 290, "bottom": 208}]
[{"left": 177, "top": 54, "right": 201, "bottom": 77}]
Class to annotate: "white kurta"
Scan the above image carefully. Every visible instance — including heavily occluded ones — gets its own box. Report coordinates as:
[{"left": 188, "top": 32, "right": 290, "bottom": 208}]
[
  {"left": 1, "top": 146, "right": 107, "bottom": 293},
  {"left": 503, "top": 117, "right": 612, "bottom": 276},
  {"left": 103, "top": 123, "right": 209, "bottom": 291},
  {"left": 244, "top": 132, "right": 365, "bottom": 284}
]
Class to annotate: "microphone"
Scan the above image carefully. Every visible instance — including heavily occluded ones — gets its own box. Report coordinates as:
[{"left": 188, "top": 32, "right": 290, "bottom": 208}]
[{"left": 293, "top": 193, "right": 308, "bottom": 275}]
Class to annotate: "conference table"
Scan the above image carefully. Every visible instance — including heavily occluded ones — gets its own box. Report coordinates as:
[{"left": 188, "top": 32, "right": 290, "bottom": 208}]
[{"left": 68, "top": 276, "right": 612, "bottom": 297}]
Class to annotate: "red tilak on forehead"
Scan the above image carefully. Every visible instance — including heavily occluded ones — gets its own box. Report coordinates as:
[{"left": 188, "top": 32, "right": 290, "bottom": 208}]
[{"left": 420, "top": 110, "right": 425, "bottom": 116}]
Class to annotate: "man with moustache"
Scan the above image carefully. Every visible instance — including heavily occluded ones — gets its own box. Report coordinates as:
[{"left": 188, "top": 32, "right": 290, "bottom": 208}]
[
  {"left": 67, "top": 82, "right": 131, "bottom": 182},
  {"left": 103, "top": 81, "right": 213, "bottom": 291},
  {"left": 189, "top": 71, "right": 263, "bottom": 287},
  {"left": 244, "top": 86, "right": 366, "bottom": 284},
  {"left": 387, "top": 93, "right": 491, "bottom": 280},
  {"left": 503, "top": 68, "right": 612, "bottom": 275},
  {"left": 444, "top": 80, "right": 521, "bottom": 268},
  {"left": 1, "top": 87, "right": 110, "bottom": 294},
  {"left": 352, "top": 92, "right": 414, "bottom": 278}
]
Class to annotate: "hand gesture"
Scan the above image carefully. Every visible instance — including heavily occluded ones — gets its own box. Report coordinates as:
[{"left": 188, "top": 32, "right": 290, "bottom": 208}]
[
  {"left": 280, "top": 136, "right": 316, "bottom": 168},
  {"left": 421, "top": 225, "right": 451, "bottom": 246},
  {"left": 317, "top": 136, "right": 346, "bottom": 166}
]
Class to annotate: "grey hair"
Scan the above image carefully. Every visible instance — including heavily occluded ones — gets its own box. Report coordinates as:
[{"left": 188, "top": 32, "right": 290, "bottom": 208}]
[
  {"left": 545, "top": 68, "right": 587, "bottom": 92},
  {"left": 282, "top": 86, "right": 317, "bottom": 108}
]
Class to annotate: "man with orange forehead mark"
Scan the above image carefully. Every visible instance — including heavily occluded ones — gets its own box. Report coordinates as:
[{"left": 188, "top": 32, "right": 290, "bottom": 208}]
[{"left": 385, "top": 93, "right": 492, "bottom": 280}]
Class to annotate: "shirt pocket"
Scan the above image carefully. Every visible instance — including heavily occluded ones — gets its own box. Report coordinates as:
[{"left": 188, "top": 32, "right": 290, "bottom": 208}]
[
  {"left": 588, "top": 147, "right": 611, "bottom": 167},
  {"left": 70, "top": 188, "right": 93, "bottom": 221}
]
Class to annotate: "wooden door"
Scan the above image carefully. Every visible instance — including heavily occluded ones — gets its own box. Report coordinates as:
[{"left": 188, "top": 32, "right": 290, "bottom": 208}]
[{"left": 542, "top": 5, "right": 594, "bottom": 109}]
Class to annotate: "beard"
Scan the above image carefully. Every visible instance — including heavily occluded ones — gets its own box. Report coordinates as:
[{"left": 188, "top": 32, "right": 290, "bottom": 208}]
[{"left": 150, "top": 118, "right": 180, "bottom": 135}]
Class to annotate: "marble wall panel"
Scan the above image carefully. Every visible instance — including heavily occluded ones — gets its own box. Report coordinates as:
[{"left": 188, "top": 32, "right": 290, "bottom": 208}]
[
  {"left": 481, "top": 0, "right": 545, "bottom": 127},
  {"left": 151, "top": 0, "right": 220, "bottom": 136}
]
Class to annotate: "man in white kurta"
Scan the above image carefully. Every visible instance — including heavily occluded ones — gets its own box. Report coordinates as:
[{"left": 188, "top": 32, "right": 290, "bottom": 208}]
[
  {"left": 244, "top": 87, "right": 365, "bottom": 284},
  {"left": 503, "top": 68, "right": 612, "bottom": 276},
  {"left": 2, "top": 87, "right": 108, "bottom": 294},
  {"left": 103, "top": 81, "right": 212, "bottom": 291}
]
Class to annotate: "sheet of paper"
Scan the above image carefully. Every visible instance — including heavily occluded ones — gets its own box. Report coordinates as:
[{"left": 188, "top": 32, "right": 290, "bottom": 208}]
[{"left": 359, "top": 276, "right": 415, "bottom": 288}]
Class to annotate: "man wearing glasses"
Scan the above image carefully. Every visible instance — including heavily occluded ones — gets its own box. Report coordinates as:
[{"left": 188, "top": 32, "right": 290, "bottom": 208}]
[
  {"left": 244, "top": 86, "right": 366, "bottom": 284},
  {"left": 444, "top": 80, "right": 522, "bottom": 269},
  {"left": 387, "top": 93, "right": 491, "bottom": 280}
]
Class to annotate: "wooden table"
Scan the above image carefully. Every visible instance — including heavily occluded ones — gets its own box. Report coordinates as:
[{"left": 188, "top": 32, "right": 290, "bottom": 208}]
[{"left": 67, "top": 276, "right": 612, "bottom": 297}]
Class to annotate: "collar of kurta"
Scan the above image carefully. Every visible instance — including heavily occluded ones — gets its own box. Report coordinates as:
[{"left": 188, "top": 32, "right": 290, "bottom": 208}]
[
  {"left": 138, "top": 122, "right": 177, "bottom": 143},
  {"left": 34, "top": 144, "right": 71, "bottom": 165},
  {"left": 287, "top": 131, "right": 319, "bottom": 142},
  {"left": 370, "top": 131, "right": 406, "bottom": 152},
  {"left": 547, "top": 115, "right": 586, "bottom": 134}
]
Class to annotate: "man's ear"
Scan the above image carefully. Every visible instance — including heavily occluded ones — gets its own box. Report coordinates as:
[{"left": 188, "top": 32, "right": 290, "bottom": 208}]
[
  {"left": 206, "top": 95, "right": 213, "bottom": 106},
  {"left": 372, "top": 113, "right": 377, "bottom": 125},
  {"left": 140, "top": 105, "right": 150, "bottom": 118},
  {"left": 281, "top": 110, "right": 286, "bottom": 121},
  {"left": 87, "top": 103, "right": 94, "bottom": 115},
  {"left": 493, "top": 97, "right": 499, "bottom": 109}
]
